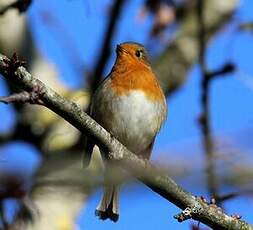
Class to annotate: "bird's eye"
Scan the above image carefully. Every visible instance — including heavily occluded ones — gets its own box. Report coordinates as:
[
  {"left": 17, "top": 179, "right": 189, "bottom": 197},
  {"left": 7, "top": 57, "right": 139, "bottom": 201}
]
[{"left": 135, "top": 50, "right": 143, "bottom": 58}]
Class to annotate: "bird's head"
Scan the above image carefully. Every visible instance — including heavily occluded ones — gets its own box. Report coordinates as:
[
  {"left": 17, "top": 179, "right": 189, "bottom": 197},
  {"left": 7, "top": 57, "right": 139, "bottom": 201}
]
[{"left": 116, "top": 42, "right": 150, "bottom": 67}]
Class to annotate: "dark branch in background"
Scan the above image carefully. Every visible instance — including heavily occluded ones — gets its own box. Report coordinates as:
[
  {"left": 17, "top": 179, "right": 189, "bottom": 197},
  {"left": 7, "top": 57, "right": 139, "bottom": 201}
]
[
  {"left": 239, "top": 22, "right": 253, "bottom": 31},
  {"left": 0, "top": 0, "right": 32, "bottom": 15},
  {"left": 0, "top": 173, "right": 26, "bottom": 229},
  {"left": 0, "top": 122, "right": 46, "bottom": 151},
  {"left": 88, "top": 0, "right": 126, "bottom": 93},
  {"left": 0, "top": 54, "right": 251, "bottom": 230},
  {"left": 75, "top": 0, "right": 126, "bottom": 150},
  {"left": 197, "top": 0, "right": 235, "bottom": 204},
  {"left": 197, "top": 0, "right": 218, "bottom": 203},
  {"left": 206, "top": 63, "right": 235, "bottom": 80},
  {"left": 216, "top": 188, "right": 253, "bottom": 203},
  {"left": 0, "top": 203, "right": 8, "bottom": 230},
  {"left": 153, "top": 0, "right": 237, "bottom": 97}
]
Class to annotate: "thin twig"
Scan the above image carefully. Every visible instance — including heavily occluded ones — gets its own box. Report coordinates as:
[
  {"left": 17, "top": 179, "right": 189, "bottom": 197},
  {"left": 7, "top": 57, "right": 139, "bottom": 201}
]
[
  {"left": 0, "top": 91, "right": 31, "bottom": 104},
  {"left": 207, "top": 63, "right": 235, "bottom": 79},
  {"left": 217, "top": 188, "right": 253, "bottom": 203},
  {"left": 0, "top": 86, "right": 45, "bottom": 105},
  {"left": 0, "top": 53, "right": 252, "bottom": 229},
  {"left": 197, "top": 0, "right": 220, "bottom": 202}
]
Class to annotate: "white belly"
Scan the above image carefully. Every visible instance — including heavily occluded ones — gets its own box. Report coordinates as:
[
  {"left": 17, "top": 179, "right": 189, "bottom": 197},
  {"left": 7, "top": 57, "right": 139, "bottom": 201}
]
[{"left": 92, "top": 86, "right": 166, "bottom": 154}]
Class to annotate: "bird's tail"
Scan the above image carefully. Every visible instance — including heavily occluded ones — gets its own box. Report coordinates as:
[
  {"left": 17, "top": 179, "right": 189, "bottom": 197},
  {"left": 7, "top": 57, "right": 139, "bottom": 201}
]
[{"left": 95, "top": 185, "right": 120, "bottom": 222}]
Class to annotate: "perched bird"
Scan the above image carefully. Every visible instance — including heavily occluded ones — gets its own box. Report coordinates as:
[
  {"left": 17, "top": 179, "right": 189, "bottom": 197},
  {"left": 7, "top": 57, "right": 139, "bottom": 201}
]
[{"left": 84, "top": 42, "right": 167, "bottom": 222}]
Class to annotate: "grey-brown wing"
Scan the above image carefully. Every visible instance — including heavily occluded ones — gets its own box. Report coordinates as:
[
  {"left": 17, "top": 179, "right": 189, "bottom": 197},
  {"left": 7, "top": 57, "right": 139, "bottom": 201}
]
[
  {"left": 83, "top": 75, "right": 112, "bottom": 167},
  {"left": 139, "top": 139, "right": 155, "bottom": 160}
]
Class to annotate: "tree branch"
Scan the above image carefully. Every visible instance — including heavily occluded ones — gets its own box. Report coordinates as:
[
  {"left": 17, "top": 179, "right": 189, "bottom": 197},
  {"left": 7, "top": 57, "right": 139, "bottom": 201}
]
[
  {"left": 197, "top": 0, "right": 220, "bottom": 202},
  {"left": 197, "top": 0, "right": 236, "bottom": 206},
  {"left": 0, "top": 0, "right": 32, "bottom": 15},
  {"left": 88, "top": 0, "right": 126, "bottom": 93},
  {"left": 0, "top": 54, "right": 252, "bottom": 230},
  {"left": 153, "top": 0, "right": 238, "bottom": 96}
]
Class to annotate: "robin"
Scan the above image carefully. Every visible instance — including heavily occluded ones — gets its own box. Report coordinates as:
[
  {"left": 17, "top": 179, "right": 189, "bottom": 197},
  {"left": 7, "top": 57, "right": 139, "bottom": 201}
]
[{"left": 84, "top": 42, "right": 167, "bottom": 222}]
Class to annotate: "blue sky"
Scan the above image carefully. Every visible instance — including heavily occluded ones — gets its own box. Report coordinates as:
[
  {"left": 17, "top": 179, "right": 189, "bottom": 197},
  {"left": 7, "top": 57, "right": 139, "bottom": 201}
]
[{"left": 1, "top": 0, "right": 253, "bottom": 229}]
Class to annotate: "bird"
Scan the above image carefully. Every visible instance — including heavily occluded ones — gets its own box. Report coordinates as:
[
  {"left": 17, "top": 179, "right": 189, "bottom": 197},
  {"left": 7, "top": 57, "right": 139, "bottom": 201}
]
[{"left": 84, "top": 42, "right": 167, "bottom": 222}]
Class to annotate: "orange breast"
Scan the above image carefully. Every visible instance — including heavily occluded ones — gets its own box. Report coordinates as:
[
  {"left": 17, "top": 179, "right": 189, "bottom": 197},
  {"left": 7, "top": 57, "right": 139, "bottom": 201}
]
[{"left": 110, "top": 63, "right": 165, "bottom": 102}]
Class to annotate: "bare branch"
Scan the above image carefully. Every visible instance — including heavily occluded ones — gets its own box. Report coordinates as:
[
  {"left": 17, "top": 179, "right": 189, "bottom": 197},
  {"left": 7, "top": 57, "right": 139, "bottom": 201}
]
[
  {"left": 0, "top": 0, "right": 32, "bottom": 15},
  {"left": 197, "top": 0, "right": 220, "bottom": 202},
  {"left": 0, "top": 53, "right": 252, "bottom": 229},
  {"left": 0, "top": 89, "right": 45, "bottom": 105},
  {"left": 239, "top": 22, "right": 253, "bottom": 31},
  {"left": 217, "top": 188, "right": 253, "bottom": 203},
  {"left": 207, "top": 63, "right": 235, "bottom": 80}
]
